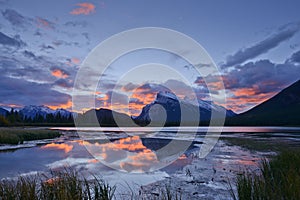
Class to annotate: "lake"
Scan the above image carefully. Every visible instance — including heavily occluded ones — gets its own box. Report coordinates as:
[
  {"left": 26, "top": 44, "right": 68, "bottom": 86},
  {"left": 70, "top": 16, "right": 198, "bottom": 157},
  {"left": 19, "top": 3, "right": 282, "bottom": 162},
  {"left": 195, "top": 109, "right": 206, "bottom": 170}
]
[{"left": 1, "top": 126, "right": 300, "bottom": 199}]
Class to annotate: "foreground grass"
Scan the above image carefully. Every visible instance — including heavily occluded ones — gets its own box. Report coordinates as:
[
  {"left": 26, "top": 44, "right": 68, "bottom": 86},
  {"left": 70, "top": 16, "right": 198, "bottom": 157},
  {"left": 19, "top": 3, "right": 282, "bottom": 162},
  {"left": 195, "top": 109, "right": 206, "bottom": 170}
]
[
  {"left": 0, "top": 168, "right": 115, "bottom": 200},
  {"left": 0, "top": 128, "right": 61, "bottom": 145},
  {"left": 232, "top": 150, "right": 300, "bottom": 200},
  {"left": 0, "top": 168, "right": 182, "bottom": 200}
]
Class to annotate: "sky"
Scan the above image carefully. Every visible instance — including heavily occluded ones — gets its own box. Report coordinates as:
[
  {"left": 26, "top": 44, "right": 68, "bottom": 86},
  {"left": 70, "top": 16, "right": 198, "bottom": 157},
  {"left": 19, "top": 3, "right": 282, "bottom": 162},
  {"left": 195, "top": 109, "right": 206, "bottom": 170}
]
[{"left": 0, "top": 0, "right": 300, "bottom": 114}]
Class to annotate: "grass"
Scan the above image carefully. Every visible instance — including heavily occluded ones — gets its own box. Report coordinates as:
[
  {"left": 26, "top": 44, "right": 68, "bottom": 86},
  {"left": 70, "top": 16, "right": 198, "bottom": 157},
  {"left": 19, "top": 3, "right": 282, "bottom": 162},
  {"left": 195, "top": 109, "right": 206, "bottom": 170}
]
[
  {"left": 159, "top": 184, "right": 182, "bottom": 200},
  {"left": 0, "top": 168, "right": 116, "bottom": 200},
  {"left": 231, "top": 150, "right": 300, "bottom": 200},
  {"left": 0, "top": 128, "right": 61, "bottom": 145},
  {"left": 0, "top": 168, "right": 184, "bottom": 200}
]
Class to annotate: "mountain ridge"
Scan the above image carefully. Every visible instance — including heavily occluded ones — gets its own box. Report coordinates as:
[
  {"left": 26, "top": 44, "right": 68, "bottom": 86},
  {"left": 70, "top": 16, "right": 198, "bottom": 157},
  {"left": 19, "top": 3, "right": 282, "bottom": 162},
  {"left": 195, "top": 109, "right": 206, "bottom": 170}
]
[
  {"left": 0, "top": 80, "right": 299, "bottom": 126},
  {"left": 227, "top": 80, "right": 300, "bottom": 126}
]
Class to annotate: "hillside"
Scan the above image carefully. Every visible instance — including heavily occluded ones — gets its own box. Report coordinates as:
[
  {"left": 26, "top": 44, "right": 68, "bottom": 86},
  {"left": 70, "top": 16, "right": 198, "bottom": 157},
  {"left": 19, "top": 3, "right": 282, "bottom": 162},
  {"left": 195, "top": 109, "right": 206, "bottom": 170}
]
[{"left": 228, "top": 80, "right": 300, "bottom": 126}]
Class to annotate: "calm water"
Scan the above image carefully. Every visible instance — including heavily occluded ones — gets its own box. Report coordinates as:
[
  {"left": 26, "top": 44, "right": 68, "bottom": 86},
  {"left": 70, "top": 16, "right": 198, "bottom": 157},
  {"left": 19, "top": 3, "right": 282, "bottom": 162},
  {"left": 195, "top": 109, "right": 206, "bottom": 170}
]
[{"left": 0, "top": 126, "right": 300, "bottom": 196}]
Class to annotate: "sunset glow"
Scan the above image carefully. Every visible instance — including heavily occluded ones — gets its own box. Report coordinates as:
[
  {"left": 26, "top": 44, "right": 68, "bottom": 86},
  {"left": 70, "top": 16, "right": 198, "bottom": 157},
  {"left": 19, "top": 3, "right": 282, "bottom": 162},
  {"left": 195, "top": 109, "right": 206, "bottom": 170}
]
[{"left": 47, "top": 99, "right": 73, "bottom": 110}]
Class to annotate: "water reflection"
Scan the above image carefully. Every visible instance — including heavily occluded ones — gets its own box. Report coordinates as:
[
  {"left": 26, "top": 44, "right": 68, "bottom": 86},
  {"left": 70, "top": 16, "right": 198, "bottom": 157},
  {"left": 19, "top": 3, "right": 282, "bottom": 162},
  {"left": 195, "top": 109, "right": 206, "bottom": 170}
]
[
  {"left": 74, "top": 136, "right": 160, "bottom": 172},
  {"left": 42, "top": 143, "right": 73, "bottom": 153}
]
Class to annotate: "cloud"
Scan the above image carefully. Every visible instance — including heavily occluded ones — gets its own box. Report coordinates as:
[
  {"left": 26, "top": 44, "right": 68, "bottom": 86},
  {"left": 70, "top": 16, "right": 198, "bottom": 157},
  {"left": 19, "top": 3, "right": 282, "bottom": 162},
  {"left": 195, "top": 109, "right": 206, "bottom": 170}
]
[
  {"left": 197, "top": 57, "right": 300, "bottom": 113},
  {"left": 47, "top": 99, "right": 73, "bottom": 110},
  {"left": 0, "top": 55, "right": 41, "bottom": 79},
  {"left": 36, "top": 17, "right": 55, "bottom": 29},
  {"left": 64, "top": 21, "right": 88, "bottom": 27},
  {"left": 93, "top": 90, "right": 131, "bottom": 114},
  {"left": 70, "top": 3, "right": 95, "bottom": 15},
  {"left": 0, "top": 31, "right": 25, "bottom": 47},
  {"left": 0, "top": 75, "right": 71, "bottom": 107},
  {"left": 50, "top": 67, "right": 70, "bottom": 79},
  {"left": 223, "top": 23, "right": 300, "bottom": 67},
  {"left": 54, "top": 79, "right": 73, "bottom": 88},
  {"left": 34, "top": 30, "right": 43, "bottom": 37},
  {"left": 1, "top": 9, "right": 29, "bottom": 28},
  {"left": 0, "top": 0, "right": 9, "bottom": 4},
  {"left": 223, "top": 59, "right": 300, "bottom": 92},
  {"left": 23, "top": 50, "right": 36, "bottom": 59},
  {"left": 40, "top": 44, "right": 55, "bottom": 51},
  {"left": 122, "top": 82, "right": 139, "bottom": 92},
  {"left": 52, "top": 40, "right": 80, "bottom": 47},
  {"left": 71, "top": 57, "right": 80, "bottom": 64},
  {"left": 82, "top": 32, "right": 90, "bottom": 44},
  {"left": 287, "top": 50, "right": 300, "bottom": 63},
  {"left": 0, "top": 49, "right": 75, "bottom": 86}
]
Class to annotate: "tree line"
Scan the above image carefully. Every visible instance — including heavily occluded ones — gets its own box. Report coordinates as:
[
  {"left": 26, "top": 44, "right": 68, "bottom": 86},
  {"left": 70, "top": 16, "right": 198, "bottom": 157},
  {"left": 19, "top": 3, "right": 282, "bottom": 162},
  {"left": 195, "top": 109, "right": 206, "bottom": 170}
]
[{"left": 0, "top": 109, "right": 74, "bottom": 126}]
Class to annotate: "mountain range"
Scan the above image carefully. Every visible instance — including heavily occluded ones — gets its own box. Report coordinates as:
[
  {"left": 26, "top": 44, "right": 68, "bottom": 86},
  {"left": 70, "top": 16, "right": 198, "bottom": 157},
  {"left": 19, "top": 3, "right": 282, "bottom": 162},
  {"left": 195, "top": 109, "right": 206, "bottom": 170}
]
[
  {"left": 20, "top": 105, "right": 73, "bottom": 119},
  {"left": 0, "top": 105, "right": 73, "bottom": 119},
  {"left": 0, "top": 79, "right": 299, "bottom": 126},
  {"left": 75, "top": 91, "right": 236, "bottom": 127}
]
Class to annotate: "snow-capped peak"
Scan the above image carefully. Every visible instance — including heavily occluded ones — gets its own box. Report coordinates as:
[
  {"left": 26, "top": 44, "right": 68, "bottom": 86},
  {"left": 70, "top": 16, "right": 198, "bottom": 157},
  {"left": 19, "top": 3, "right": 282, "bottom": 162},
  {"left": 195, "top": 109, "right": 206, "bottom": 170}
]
[
  {"left": 19, "top": 105, "right": 72, "bottom": 119},
  {"left": 155, "top": 91, "right": 178, "bottom": 104}
]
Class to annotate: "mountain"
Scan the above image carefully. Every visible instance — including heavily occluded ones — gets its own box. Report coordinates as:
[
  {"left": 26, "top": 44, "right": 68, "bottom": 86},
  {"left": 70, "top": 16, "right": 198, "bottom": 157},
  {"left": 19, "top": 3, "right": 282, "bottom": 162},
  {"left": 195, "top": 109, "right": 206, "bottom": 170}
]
[
  {"left": 55, "top": 108, "right": 74, "bottom": 118},
  {"left": 230, "top": 80, "right": 300, "bottom": 125},
  {"left": 78, "top": 108, "right": 132, "bottom": 127},
  {"left": 19, "top": 105, "right": 72, "bottom": 119},
  {"left": 133, "top": 91, "right": 236, "bottom": 126},
  {"left": 0, "top": 107, "right": 8, "bottom": 116}
]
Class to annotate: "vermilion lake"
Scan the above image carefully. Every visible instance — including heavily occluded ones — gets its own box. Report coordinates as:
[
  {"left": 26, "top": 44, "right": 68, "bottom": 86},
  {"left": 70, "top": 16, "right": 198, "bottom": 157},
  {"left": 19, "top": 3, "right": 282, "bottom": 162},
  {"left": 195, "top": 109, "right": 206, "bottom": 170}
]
[{"left": 1, "top": 126, "right": 300, "bottom": 198}]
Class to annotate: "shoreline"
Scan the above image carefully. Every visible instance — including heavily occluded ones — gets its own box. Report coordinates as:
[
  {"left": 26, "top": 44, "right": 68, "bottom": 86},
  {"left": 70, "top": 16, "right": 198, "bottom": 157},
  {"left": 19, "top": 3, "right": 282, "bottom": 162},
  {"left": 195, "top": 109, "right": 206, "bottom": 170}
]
[{"left": 140, "top": 140, "right": 274, "bottom": 199}]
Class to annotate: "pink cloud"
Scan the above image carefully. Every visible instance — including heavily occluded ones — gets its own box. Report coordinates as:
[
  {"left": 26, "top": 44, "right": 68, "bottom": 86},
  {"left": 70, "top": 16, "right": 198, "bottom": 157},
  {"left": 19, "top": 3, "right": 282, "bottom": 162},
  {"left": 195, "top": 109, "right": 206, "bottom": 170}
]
[{"left": 70, "top": 2, "right": 95, "bottom": 15}]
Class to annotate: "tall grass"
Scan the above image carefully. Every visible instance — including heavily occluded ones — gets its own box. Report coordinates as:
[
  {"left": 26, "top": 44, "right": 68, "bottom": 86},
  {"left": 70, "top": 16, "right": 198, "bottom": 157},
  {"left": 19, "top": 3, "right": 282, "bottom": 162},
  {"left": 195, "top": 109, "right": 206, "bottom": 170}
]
[
  {"left": 159, "top": 184, "right": 182, "bottom": 200},
  {"left": 234, "top": 151, "right": 300, "bottom": 200},
  {"left": 0, "top": 168, "right": 116, "bottom": 200},
  {"left": 0, "top": 168, "right": 185, "bottom": 200},
  {"left": 0, "top": 128, "right": 60, "bottom": 145}
]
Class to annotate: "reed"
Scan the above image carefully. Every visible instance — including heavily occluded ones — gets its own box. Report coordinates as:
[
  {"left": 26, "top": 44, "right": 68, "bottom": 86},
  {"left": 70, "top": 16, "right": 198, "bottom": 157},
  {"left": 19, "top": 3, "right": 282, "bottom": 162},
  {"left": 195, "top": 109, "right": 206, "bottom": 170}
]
[
  {"left": 0, "top": 168, "right": 116, "bottom": 200},
  {"left": 234, "top": 150, "right": 300, "bottom": 200}
]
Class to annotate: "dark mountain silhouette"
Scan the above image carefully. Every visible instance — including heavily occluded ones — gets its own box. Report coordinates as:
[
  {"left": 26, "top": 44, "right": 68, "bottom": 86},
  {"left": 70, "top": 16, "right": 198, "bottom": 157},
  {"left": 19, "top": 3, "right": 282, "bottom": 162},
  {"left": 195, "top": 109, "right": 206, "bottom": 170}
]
[
  {"left": 77, "top": 108, "right": 132, "bottom": 127},
  {"left": 228, "top": 80, "right": 300, "bottom": 125}
]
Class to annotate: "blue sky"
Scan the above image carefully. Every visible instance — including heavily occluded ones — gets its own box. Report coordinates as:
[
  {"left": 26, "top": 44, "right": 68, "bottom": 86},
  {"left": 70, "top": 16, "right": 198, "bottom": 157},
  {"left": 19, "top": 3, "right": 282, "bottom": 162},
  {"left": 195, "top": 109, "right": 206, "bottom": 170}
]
[{"left": 0, "top": 0, "right": 300, "bottom": 113}]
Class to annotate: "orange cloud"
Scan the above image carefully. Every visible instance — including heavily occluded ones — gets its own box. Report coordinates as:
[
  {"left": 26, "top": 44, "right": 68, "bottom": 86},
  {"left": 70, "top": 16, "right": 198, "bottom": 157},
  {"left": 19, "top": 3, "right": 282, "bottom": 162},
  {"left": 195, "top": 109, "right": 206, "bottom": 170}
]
[
  {"left": 70, "top": 3, "right": 95, "bottom": 15},
  {"left": 51, "top": 69, "right": 69, "bottom": 79},
  {"left": 233, "top": 88, "right": 258, "bottom": 97},
  {"left": 127, "top": 88, "right": 157, "bottom": 116},
  {"left": 47, "top": 99, "right": 73, "bottom": 110},
  {"left": 71, "top": 57, "right": 80, "bottom": 64},
  {"left": 42, "top": 143, "right": 73, "bottom": 153},
  {"left": 226, "top": 89, "right": 276, "bottom": 113}
]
